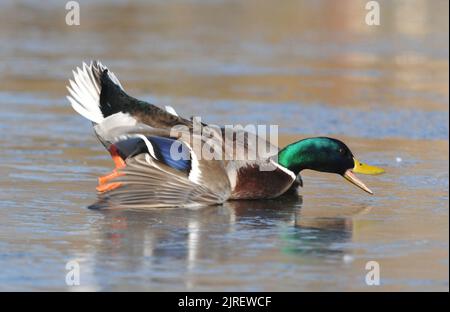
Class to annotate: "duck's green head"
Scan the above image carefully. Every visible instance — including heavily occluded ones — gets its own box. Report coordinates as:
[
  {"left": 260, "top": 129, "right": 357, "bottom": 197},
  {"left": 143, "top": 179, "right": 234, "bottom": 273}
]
[{"left": 278, "top": 137, "right": 384, "bottom": 194}]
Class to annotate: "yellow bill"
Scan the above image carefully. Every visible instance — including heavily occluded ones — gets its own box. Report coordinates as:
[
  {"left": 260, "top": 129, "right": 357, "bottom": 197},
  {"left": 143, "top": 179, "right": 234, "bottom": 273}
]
[
  {"left": 352, "top": 158, "right": 385, "bottom": 175},
  {"left": 343, "top": 158, "right": 385, "bottom": 194}
]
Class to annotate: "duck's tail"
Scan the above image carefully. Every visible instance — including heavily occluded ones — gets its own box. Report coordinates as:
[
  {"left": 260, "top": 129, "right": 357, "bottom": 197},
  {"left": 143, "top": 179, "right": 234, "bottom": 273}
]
[{"left": 66, "top": 61, "right": 125, "bottom": 124}]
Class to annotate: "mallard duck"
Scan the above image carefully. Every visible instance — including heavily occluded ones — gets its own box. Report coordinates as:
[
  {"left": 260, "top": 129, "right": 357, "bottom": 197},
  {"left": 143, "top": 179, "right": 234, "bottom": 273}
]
[{"left": 67, "top": 61, "right": 384, "bottom": 208}]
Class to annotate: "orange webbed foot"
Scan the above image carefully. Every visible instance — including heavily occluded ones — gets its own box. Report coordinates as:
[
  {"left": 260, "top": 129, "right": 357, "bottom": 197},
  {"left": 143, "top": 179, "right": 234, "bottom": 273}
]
[{"left": 96, "top": 145, "right": 126, "bottom": 193}]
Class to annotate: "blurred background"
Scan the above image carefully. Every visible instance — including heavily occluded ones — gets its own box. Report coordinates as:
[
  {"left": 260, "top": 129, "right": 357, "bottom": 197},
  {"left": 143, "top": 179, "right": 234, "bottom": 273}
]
[{"left": 0, "top": 0, "right": 448, "bottom": 291}]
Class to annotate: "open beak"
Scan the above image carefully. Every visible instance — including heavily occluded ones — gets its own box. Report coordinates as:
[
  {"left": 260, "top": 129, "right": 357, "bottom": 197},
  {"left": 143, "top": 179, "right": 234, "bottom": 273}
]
[{"left": 343, "top": 158, "right": 385, "bottom": 194}]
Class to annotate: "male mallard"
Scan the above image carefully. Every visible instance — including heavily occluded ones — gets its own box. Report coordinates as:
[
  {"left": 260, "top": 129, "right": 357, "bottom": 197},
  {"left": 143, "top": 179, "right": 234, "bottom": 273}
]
[{"left": 67, "top": 61, "right": 384, "bottom": 208}]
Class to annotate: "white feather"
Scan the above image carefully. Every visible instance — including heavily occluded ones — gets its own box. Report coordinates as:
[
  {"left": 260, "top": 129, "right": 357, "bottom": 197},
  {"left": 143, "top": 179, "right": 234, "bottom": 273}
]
[
  {"left": 188, "top": 147, "right": 202, "bottom": 184},
  {"left": 164, "top": 105, "right": 178, "bottom": 116},
  {"left": 131, "top": 134, "right": 157, "bottom": 159},
  {"left": 67, "top": 95, "right": 101, "bottom": 123},
  {"left": 66, "top": 61, "right": 123, "bottom": 124},
  {"left": 94, "top": 112, "right": 142, "bottom": 142}
]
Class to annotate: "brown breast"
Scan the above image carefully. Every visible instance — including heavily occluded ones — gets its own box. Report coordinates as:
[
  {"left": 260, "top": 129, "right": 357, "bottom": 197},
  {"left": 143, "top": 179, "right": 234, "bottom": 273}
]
[{"left": 230, "top": 163, "right": 295, "bottom": 199}]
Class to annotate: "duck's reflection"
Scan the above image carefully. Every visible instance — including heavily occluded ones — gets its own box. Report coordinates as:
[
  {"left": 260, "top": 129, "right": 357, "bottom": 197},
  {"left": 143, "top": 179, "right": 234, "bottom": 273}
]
[
  {"left": 282, "top": 215, "right": 353, "bottom": 257},
  {"left": 88, "top": 195, "right": 368, "bottom": 286}
]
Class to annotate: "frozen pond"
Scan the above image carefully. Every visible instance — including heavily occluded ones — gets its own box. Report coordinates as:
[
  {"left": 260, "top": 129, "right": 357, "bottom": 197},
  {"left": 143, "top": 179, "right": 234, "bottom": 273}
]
[{"left": 0, "top": 0, "right": 448, "bottom": 291}]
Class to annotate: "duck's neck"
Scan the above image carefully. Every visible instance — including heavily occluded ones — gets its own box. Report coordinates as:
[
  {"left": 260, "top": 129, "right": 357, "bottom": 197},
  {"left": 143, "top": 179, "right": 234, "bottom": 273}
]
[{"left": 277, "top": 139, "right": 315, "bottom": 175}]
